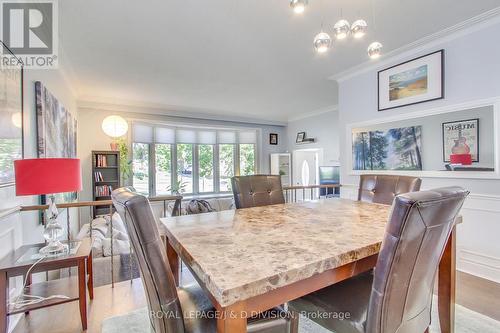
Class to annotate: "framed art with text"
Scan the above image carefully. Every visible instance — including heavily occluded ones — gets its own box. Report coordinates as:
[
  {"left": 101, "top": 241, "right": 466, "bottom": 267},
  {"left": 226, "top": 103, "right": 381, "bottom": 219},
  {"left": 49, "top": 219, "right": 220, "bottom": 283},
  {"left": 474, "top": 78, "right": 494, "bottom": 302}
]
[
  {"left": 378, "top": 50, "right": 444, "bottom": 111},
  {"left": 442, "top": 118, "right": 479, "bottom": 163}
]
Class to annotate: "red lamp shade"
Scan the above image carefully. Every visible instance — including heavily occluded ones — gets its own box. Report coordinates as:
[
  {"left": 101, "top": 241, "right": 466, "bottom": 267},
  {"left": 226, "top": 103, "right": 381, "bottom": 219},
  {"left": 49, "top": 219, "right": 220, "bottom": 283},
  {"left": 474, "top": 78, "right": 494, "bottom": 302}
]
[{"left": 14, "top": 158, "right": 82, "bottom": 196}]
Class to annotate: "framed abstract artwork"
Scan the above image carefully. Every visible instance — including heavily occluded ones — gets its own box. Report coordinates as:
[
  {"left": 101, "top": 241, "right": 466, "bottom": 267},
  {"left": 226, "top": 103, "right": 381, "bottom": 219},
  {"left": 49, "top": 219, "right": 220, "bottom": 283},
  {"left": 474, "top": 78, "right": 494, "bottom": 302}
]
[
  {"left": 378, "top": 50, "right": 444, "bottom": 111},
  {"left": 0, "top": 42, "right": 23, "bottom": 187},
  {"left": 442, "top": 118, "right": 479, "bottom": 163},
  {"left": 36, "top": 81, "right": 78, "bottom": 204}
]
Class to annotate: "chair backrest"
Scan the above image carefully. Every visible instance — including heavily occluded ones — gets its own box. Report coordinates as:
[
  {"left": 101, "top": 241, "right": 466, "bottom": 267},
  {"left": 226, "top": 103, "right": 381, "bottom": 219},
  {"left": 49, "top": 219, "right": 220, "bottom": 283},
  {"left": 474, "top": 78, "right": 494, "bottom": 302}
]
[
  {"left": 366, "top": 187, "right": 468, "bottom": 333},
  {"left": 112, "top": 188, "right": 184, "bottom": 333},
  {"left": 358, "top": 174, "right": 422, "bottom": 205},
  {"left": 231, "top": 175, "right": 285, "bottom": 209}
]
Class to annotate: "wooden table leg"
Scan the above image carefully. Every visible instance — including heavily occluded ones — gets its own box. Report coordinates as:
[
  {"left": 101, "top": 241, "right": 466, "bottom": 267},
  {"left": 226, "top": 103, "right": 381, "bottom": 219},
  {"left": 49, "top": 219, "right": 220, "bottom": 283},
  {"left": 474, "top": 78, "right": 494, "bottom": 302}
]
[
  {"left": 0, "top": 272, "right": 8, "bottom": 333},
  {"left": 438, "top": 226, "right": 456, "bottom": 333},
  {"left": 166, "top": 238, "right": 179, "bottom": 286},
  {"left": 217, "top": 302, "right": 247, "bottom": 333},
  {"left": 78, "top": 260, "right": 88, "bottom": 331},
  {"left": 87, "top": 252, "right": 94, "bottom": 300}
]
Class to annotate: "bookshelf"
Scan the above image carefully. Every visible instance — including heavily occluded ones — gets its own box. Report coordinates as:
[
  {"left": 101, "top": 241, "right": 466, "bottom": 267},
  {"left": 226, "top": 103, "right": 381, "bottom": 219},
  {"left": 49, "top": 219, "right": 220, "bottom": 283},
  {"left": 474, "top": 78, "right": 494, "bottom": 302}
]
[{"left": 91, "top": 150, "right": 121, "bottom": 217}]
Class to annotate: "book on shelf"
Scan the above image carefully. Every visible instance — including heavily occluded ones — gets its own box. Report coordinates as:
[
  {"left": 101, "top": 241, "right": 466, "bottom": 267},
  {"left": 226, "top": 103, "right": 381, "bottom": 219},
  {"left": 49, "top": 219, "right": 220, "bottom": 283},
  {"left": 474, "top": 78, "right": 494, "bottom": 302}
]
[
  {"left": 94, "top": 171, "right": 104, "bottom": 182},
  {"left": 96, "top": 154, "right": 108, "bottom": 167},
  {"left": 95, "top": 185, "right": 113, "bottom": 196}
]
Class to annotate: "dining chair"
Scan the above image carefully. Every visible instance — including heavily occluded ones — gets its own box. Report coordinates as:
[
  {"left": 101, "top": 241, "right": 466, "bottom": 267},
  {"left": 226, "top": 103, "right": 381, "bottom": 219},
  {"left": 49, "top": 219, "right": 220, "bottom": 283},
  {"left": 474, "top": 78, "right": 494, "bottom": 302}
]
[
  {"left": 112, "top": 187, "right": 298, "bottom": 333},
  {"left": 231, "top": 175, "right": 285, "bottom": 209},
  {"left": 289, "top": 186, "right": 469, "bottom": 333},
  {"left": 358, "top": 174, "right": 422, "bottom": 205}
]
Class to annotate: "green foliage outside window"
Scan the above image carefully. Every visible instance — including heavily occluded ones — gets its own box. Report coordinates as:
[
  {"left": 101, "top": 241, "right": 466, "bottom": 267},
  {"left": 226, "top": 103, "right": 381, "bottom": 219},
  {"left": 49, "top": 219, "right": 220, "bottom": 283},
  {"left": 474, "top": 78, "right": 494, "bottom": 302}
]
[{"left": 239, "top": 144, "right": 255, "bottom": 176}]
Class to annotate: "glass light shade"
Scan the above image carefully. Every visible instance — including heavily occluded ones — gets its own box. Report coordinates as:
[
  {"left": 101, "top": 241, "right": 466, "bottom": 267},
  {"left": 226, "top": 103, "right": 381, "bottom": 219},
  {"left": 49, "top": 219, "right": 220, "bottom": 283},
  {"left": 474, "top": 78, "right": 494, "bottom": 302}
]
[
  {"left": 102, "top": 115, "right": 128, "bottom": 138},
  {"left": 313, "top": 32, "right": 332, "bottom": 53},
  {"left": 290, "top": 0, "right": 307, "bottom": 14},
  {"left": 333, "top": 19, "right": 350, "bottom": 40},
  {"left": 11, "top": 112, "right": 22, "bottom": 128},
  {"left": 367, "top": 41, "right": 383, "bottom": 59},
  {"left": 351, "top": 19, "right": 368, "bottom": 39}
]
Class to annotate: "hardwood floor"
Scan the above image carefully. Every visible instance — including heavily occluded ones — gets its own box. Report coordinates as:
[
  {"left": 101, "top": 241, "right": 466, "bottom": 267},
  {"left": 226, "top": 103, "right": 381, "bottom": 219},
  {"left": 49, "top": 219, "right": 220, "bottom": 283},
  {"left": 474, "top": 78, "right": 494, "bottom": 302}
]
[
  {"left": 12, "top": 270, "right": 500, "bottom": 333},
  {"left": 456, "top": 272, "right": 500, "bottom": 321},
  {"left": 12, "top": 279, "right": 147, "bottom": 333}
]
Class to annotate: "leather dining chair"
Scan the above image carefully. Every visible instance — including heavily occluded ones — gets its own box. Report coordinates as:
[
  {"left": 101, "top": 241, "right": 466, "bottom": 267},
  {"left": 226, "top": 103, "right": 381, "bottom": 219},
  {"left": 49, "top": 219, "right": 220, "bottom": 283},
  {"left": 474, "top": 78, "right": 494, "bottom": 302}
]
[
  {"left": 289, "top": 187, "right": 469, "bottom": 333},
  {"left": 112, "top": 187, "right": 298, "bottom": 333},
  {"left": 231, "top": 175, "right": 285, "bottom": 209},
  {"left": 358, "top": 174, "right": 422, "bottom": 205}
]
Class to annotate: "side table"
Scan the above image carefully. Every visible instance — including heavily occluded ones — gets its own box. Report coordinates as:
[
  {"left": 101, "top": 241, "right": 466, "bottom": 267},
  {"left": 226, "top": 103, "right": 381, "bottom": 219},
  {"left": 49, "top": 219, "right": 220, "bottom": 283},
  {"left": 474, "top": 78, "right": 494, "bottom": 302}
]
[{"left": 0, "top": 238, "right": 93, "bottom": 332}]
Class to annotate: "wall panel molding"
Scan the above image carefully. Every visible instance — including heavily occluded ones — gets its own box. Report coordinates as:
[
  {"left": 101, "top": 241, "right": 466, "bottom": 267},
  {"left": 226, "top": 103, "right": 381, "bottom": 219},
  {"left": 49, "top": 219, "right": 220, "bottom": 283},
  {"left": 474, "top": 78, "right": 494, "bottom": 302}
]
[{"left": 340, "top": 186, "right": 500, "bottom": 282}]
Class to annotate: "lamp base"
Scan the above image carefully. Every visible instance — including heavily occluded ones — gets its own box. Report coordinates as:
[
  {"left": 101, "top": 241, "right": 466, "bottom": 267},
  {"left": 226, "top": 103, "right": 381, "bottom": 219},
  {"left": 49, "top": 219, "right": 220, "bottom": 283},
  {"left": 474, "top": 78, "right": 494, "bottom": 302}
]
[{"left": 39, "top": 240, "right": 69, "bottom": 255}]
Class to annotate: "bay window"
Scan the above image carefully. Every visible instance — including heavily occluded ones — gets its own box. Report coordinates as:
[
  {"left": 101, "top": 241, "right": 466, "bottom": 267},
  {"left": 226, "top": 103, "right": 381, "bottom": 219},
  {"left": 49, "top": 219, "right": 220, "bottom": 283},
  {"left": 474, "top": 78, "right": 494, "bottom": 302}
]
[
  {"left": 198, "top": 144, "right": 214, "bottom": 193},
  {"left": 219, "top": 144, "right": 235, "bottom": 192},
  {"left": 155, "top": 144, "right": 172, "bottom": 195},
  {"left": 176, "top": 143, "right": 194, "bottom": 194},
  {"left": 131, "top": 123, "right": 258, "bottom": 196},
  {"left": 132, "top": 142, "right": 150, "bottom": 195},
  {"left": 239, "top": 144, "right": 256, "bottom": 176}
]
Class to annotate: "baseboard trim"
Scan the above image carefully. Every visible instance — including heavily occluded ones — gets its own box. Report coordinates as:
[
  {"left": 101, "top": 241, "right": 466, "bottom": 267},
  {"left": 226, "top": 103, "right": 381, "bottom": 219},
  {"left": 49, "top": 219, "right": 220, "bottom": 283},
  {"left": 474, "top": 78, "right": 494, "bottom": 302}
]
[{"left": 458, "top": 249, "right": 500, "bottom": 284}]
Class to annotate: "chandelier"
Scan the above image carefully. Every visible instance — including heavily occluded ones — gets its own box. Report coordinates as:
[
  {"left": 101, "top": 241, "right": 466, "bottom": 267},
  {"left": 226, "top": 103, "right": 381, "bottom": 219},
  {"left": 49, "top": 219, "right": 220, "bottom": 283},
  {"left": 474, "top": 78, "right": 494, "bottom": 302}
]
[{"left": 290, "top": 0, "right": 383, "bottom": 59}]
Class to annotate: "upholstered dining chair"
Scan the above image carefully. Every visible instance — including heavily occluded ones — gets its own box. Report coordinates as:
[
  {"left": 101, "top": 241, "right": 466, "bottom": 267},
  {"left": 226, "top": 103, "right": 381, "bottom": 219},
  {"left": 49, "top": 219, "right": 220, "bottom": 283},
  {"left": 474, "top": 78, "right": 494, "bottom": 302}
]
[
  {"left": 112, "top": 187, "right": 298, "bottom": 333},
  {"left": 289, "top": 187, "right": 469, "bottom": 333},
  {"left": 358, "top": 174, "right": 422, "bottom": 205},
  {"left": 231, "top": 175, "right": 285, "bottom": 209}
]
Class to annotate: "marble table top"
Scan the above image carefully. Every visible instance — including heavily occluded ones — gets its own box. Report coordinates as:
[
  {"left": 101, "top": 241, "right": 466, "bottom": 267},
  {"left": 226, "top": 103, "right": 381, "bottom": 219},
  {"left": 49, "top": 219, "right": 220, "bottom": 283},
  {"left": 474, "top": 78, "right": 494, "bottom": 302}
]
[{"left": 160, "top": 198, "right": 392, "bottom": 307}]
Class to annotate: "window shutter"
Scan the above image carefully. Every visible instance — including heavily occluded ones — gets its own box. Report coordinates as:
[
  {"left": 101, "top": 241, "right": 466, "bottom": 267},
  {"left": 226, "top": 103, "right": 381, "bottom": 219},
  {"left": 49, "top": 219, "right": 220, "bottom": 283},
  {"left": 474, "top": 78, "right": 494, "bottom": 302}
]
[
  {"left": 218, "top": 131, "right": 236, "bottom": 144},
  {"left": 239, "top": 130, "right": 257, "bottom": 144},
  {"left": 198, "top": 131, "right": 217, "bottom": 144},
  {"left": 133, "top": 123, "right": 153, "bottom": 143},
  {"left": 155, "top": 127, "right": 175, "bottom": 144},
  {"left": 176, "top": 129, "right": 197, "bottom": 143}
]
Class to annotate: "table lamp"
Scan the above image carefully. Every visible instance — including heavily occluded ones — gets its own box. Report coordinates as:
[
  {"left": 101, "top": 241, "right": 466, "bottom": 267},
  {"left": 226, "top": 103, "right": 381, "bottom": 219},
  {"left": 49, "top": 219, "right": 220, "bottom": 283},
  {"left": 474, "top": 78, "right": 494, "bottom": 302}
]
[{"left": 15, "top": 158, "right": 82, "bottom": 254}]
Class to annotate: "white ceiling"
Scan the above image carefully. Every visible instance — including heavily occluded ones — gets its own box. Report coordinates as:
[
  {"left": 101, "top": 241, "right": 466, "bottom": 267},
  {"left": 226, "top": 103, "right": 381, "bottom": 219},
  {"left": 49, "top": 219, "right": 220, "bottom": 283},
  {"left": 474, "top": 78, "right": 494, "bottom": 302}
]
[{"left": 59, "top": 0, "right": 500, "bottom": 122}]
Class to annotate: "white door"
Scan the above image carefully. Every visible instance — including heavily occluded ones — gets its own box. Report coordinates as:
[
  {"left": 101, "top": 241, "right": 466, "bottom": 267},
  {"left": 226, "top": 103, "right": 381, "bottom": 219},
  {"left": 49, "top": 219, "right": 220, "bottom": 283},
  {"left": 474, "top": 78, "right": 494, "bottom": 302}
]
[{"left": 292, "top": 149, "right": 323, "bottom": 200}]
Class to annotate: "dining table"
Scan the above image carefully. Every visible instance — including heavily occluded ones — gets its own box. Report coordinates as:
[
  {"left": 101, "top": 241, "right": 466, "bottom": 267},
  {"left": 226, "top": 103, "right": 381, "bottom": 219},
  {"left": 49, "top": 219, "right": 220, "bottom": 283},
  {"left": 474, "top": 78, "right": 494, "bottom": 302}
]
[{"left": 159, "top": 198, "right": 457, "bottom": 333}]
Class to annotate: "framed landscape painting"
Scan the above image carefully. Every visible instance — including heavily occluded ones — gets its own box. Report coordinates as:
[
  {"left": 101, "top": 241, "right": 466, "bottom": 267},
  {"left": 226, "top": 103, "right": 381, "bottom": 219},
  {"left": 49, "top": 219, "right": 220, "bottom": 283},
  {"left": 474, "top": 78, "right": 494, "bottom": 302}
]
[
  {"left": 0, "top": 43, "right": 23, "bottom": 187},
  {"left": 352, "top": 126, "right": 423, "bottom": 171},
  {"left": 378, "top": 50, "right": 444, "bottom": 111}
]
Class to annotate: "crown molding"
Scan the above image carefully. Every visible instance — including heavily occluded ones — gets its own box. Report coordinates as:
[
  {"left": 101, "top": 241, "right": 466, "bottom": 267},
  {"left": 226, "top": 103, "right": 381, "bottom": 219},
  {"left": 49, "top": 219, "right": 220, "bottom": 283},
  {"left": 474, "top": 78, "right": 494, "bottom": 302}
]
[
  {"left": 287, "top": 104, "right": 338, "bottom": 122},
  {"left": 330, "top": 6, "right": 500, "bottom": 83},
  {"left": 77, "top": 98, "right": 288, "bottom": 127}
]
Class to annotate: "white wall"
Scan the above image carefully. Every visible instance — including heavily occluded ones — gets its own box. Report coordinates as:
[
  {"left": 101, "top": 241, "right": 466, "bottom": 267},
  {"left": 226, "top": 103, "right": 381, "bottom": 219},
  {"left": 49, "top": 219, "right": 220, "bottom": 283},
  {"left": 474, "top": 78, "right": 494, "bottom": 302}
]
[
  {"left": 0, "top": 68, "right": 77, "bottom": 331},
  {"left": 287, "top": 110, "right": 340, "bottom": 166},
  {"left": 337, "top": 17, "right": 500, "bottom": 282}
]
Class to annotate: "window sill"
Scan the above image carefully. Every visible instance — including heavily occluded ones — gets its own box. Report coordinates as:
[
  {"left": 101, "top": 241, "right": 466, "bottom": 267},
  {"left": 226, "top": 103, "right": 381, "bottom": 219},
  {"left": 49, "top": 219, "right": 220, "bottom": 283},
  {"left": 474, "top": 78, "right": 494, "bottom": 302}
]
[
  {"left": 149, "top": 193, "right": 233, "bottom": 202},
  {"left": 182, "top": 193, "right": 234, "bottom": 200}
]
